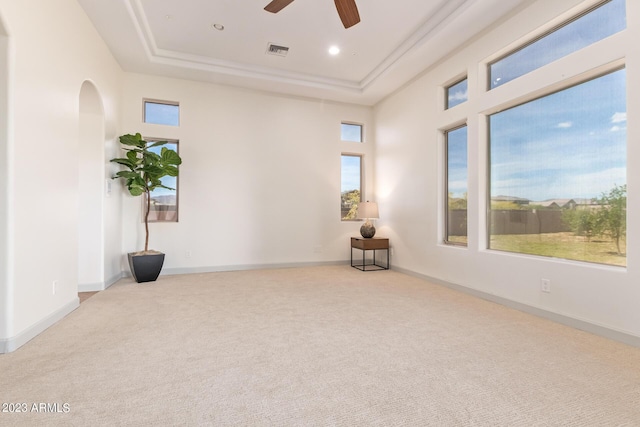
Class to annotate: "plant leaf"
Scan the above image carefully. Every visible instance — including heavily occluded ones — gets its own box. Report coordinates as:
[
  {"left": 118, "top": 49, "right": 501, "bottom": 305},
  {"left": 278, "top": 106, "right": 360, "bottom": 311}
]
[
  {"left": 119, "top": 133, "right": 146, "bottom": 148},
  {"left": 110, "top": 158, "right": 137, "bottom": 169},
  {"left": 148, "top": 140, "right": 169, "bottom": 148},
  {"left": 142, "top": 165, "right": 164, "bottom": 177},
  {"left": 128, "top": 185, "right": 145, "bottom": 197},
  {"left": 158, "top": 183, "right": 176, "bottom": 190},
  {"left": 164, "top": 165, "right": 179, "bottom": 177},
  {"left": 161, "top": 148, "right": 182, "bottom": 165},
  {"left": 126, "top": 150, "right": 140, "bottom": 163},
  {"left": 114, "top": 171, "right": 139, "bottom": 179}
]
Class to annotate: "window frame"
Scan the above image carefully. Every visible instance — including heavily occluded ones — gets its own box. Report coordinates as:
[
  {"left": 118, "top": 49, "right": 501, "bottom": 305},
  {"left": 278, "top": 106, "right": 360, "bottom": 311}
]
[
  {"left": 341, "top": 122, "right": 364, "bottom": 143},
  {"left": 485, "top": 66, "right": 627, "bottom": 266},
  {"left": 144, "top": 137, "right": 180, "bottom": 223},
  {"left": 451, "top": 0, "right": 631, "bottom": 269},
  {"left": 341, "top": 153, "right": 363, "bottom": 221},
  {"left": 444, "top": 123, "right": 468, "bottom": 246},
  {"left": 487, "top": 0, "right": 625, "bottom": 90},
  {"left": 143, "top": 99, "right": 180, "bottom": 126},
  {"left": 445, "top": 77, "right": 468, "bottom": 110}
]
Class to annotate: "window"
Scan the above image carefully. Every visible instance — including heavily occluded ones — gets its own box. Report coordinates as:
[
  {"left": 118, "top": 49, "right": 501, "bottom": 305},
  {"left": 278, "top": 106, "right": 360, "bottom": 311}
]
[
  {"left": 446, "top": 78, "right": 468, "bottom": 109},
  {"left": 489, "top": 0, "right": 625, "bottom": 89},
  {"left": 341, "top": 154, "right": 362, "bottom": 220},
  {"left": 488, "top": 68, "right": 626, "bottom": 266},
  {"left": 147, "top": 139, "right": 180, "bottom": 222},
  {"left": 144, "top": 100, "right": 180, "bottom": 126},
  {"left": 445, "top": 125, "right": 468, "bottom": 245},
  {"left": 341, "top": 123, "right": 363, "bottom": 142}
]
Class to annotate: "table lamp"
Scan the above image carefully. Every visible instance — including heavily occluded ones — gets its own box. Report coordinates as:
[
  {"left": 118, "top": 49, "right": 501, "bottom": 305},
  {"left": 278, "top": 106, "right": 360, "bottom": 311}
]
[{"left": 357, "top": 201, "right": 379, "bottom": 238}]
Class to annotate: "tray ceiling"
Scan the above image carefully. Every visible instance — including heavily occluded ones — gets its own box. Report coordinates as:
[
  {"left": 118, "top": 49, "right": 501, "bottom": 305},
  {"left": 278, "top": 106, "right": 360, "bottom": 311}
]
[{"left": 78, "top": 0, "right": 529, "bottom": 105}]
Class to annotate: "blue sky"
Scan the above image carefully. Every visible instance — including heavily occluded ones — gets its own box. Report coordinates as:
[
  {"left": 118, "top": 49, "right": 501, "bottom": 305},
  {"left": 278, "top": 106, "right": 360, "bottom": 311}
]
[
  {"left": 145, "top": 102, "right": 179, "bottom": 126},
  {"left": 341, "top": 155, "right": 361, "bottom": 193},
  {"left": 341, "top": 123, "right": 362, "bottom": 142},
  {"left": 447, "top": 126, "right": 468, "bottom": 198},
  {"left": 448, "top": 69, "right": 627, "bottom": 202},
  {"left": 447, "top": 79, "right": 468, "bottom": 109},
  {"left": 489, "top": 68, "right": 626, "bottom": 201},
  {"left": 490, "top": 0, "right": 625, "bottom": 89}
]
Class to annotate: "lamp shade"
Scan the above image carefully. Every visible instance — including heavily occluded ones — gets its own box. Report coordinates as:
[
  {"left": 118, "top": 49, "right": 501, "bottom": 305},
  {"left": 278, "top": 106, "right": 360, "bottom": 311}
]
[{"left": 357, "top": 201, "right": 379, "bottom": 219}]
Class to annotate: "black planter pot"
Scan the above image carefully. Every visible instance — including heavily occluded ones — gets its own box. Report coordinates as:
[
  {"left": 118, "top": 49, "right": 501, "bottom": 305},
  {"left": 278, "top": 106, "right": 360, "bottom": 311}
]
[{"left": 128, "top": 252, "right": 165, "bottom": 283}]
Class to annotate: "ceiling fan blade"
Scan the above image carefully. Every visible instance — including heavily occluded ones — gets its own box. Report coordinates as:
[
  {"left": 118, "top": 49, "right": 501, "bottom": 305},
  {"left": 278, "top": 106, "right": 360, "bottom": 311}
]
[
  {"left": 264, "top": 0, "right": 295, "bottom": 13},
  {"left": 334, "top": 0, "right": 360, "bottom": 28}
]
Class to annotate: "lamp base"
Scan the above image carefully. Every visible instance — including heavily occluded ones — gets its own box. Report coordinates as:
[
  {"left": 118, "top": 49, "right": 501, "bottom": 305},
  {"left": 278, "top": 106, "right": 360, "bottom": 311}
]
[{"left": 360, "top": 221, "right": 376, "bottom": 238}]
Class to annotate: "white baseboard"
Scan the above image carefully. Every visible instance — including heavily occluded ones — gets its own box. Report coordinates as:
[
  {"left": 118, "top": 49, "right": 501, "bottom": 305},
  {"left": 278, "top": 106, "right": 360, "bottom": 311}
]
[
  {"left": 78, "top": 272, "right": 125, "bottom": 292},
  {"left": 0, "top": 298, "right": 79, "bottom": 354},
  {"left": 161, "top": 260, "right": 349, "bottom": 276},
  {"left": 78, "top": 282, "right": 103, "bottom": 292},
  {"left": 392, "top": 265, "right": 640, "bottom": 349}
]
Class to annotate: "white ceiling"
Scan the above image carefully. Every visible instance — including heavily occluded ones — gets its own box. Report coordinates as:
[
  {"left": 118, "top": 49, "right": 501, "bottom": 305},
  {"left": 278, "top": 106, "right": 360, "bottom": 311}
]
[{"left": 78, "top": 0, "right": 529, "bottom": 105}]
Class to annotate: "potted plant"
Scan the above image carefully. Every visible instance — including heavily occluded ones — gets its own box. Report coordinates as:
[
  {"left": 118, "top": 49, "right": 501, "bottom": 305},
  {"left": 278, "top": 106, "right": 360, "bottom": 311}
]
[{"left": 110, "top": 133, "right": 182, "bottom": 282}]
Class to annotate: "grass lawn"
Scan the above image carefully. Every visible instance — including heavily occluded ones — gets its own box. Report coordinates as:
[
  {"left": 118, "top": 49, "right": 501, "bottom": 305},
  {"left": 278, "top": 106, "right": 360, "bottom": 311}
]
[{"left": 490, "top": 232, "right": 626, "bottom": 267}]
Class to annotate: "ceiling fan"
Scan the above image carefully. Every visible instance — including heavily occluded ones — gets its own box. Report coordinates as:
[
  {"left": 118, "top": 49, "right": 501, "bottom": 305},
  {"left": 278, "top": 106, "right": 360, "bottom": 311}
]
[{"left": 264, "top": 0, "right": 361, "bottom": 29}]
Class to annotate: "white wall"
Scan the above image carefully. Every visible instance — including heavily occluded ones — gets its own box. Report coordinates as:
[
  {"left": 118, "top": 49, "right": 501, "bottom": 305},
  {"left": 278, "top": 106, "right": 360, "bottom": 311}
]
[
  {"left": 0, "top": 0, "right": 123, "bottom": 347},
  {"left": 375, "top": 0, "right": 640, "bottom": 340},
  {"left": 0, "top": 13, "right": 10, "bottom": 340},
  {"left": 121, "top": 74, "right": 374, "bottom": 273}
]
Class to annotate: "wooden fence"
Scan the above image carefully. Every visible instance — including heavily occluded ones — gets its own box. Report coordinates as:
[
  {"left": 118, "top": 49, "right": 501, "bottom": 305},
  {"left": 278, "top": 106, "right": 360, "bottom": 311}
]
[{"left": 448, "top": 209, "right": 571, "bottom": 236}]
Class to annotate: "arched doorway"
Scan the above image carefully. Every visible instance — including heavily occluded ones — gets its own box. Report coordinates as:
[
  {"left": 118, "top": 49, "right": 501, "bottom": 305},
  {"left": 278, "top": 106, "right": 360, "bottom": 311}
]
[{"left": 78, "top": 81, "right": 105, "bottom": 291}]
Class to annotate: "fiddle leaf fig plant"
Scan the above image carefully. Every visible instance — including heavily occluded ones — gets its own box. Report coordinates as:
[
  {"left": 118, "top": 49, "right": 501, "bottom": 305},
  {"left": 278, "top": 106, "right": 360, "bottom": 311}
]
[{"left": 111, "top": 133, "right": 182, "bottom": 253}]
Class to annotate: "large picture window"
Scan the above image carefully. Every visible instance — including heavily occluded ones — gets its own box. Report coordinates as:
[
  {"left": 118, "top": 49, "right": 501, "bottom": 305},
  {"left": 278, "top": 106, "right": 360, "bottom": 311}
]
[
  {"left": 445, "top": 125, "right": 468, "bottom": 245},
  {"left": 489, "top": 0, "right": 625, "bottom": 89},
  {"left": 341, "top": 154, "right": 362, "bottom": 220},
  {"left": 488, "top": 68, "right": 626, "bottom": 266}
]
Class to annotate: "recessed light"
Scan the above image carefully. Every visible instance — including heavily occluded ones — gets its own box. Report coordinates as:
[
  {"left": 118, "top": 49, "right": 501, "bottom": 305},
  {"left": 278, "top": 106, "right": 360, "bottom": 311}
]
[
  {"left": 329, "top": 46, "right": 340, "bottom": 55},
  {"left": 212, "top": 23, "right": 225, "bottom": 31},
  {"left": 165, "top": 14, "right": 172, "bottom": 20}
]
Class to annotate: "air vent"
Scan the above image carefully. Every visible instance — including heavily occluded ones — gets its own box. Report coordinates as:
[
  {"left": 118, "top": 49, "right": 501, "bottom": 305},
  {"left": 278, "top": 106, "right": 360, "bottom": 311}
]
[{"left": 266, "top": 43, "right": 289, "bottom": 57}]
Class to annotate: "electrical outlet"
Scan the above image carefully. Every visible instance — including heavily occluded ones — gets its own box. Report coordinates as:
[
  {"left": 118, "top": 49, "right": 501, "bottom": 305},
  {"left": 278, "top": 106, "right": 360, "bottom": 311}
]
[
  {"left": 541, "top": 278, "right": 551, "bottom": 293},
  {"left": 52, "top": 280, "right": 58, "bottom": 295},
  {"left": 185, "top": 251, "right": 192, "bottom": 259},
  {"left": 313, "top": 245, "right": 323, "bottom": 253}
]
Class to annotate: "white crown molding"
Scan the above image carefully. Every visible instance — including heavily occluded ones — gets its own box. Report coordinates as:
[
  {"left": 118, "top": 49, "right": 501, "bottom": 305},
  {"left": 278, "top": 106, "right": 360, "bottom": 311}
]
[
  {"left": 127, "top": 0, "right": 363, "bottom": 93},
  {"left": 360, "top": 0, "right": 472, "bottom": 90},
  {"left": 126, "top": 0, "right": 473, "bottom": 96}
]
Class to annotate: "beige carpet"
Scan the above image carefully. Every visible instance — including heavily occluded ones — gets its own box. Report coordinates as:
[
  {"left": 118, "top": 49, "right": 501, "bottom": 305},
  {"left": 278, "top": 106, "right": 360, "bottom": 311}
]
[{"left": 1, "top": 265, "right": 640, "bottom": 426}]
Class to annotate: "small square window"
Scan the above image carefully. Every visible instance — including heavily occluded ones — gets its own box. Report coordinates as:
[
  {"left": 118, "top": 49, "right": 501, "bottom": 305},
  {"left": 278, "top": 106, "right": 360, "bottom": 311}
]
[
  {"left": 144, "top": 100, "right": 179, "bottom": 126},
  {"left": 445, "top": 78, "right": 468, "bottom": 109},
  {"left": 341, "top": 123, "right": 363, "bottom": 142}
]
